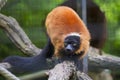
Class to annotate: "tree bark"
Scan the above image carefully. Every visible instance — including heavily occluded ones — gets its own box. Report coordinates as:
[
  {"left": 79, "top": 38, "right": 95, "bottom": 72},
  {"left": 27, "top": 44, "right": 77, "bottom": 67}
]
[
  {"left": 48, "top": 60, "right": 92, "bottom": 80},
  {"left": 88, "top": 47, "right": 120, "bottom": 72},
  {"left": 0, "top": 13, "right": 41, "bottom": 56}
]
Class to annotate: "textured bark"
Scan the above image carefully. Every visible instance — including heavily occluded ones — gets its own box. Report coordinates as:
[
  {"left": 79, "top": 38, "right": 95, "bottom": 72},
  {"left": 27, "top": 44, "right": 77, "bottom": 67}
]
[
  {"left": 0, "top": 66, "right": 20, "bottom": 80},
  {"left": 0, "top": 13, "right": 41, "bottom": 56},
  {"left": 88, "top": 47, "right": 120, "bottom": 72},
  {"left": 48, "top": 60, "right": 92, "bottom": 80}
]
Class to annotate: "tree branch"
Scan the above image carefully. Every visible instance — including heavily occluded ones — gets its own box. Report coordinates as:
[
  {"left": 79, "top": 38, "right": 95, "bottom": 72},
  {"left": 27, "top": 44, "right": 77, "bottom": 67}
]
[
  {"left": 18, "top": 60, "right": 93, "bottom": 80},
  {"left": 0, "top": 13, "right": 41, "bottom": 56},
  {"left": 0, "top": 66, "right": 20, "bottom": 80},
  {"left": 47, "top": 60, "right": 92, "bottom": 80},
  {"left": 88, "top": 47, "right": 120, "bottom": 72},
  {"left": 47, "top": 47, "right": 120, "bottom": 73}
]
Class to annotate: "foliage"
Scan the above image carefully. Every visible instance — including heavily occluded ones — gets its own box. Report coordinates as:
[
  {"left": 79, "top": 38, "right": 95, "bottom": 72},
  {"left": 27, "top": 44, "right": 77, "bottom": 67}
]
[
  {"left": 94, "top": 0, "right": 120, "bottom": 24},
  {"left": 94, "top": 0, "right": 120, "bottom": 56},
  {"left": 0, "top": 0, "right": 120, "bottom": 59},
  {"left": 0, "top": 0, "right": 64, "bottom": 59},
  {"left": 2, "top": 0, "right": 64, "bottom": 27}
]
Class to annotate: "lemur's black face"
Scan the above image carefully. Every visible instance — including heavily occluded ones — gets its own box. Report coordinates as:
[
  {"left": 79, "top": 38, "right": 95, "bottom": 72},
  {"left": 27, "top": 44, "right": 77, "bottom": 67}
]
[{"left": 64, "top": 36, "right": 80, "bottom": 55}]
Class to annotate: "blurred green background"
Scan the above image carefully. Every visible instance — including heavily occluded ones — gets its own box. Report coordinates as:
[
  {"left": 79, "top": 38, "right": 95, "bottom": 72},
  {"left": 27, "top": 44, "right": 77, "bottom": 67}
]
[
  {"left": 0, "top": 0, "right": 120, "bottom": 80},
  {"left": 94, "top": 0, "right": 120, "bottom": 57},
  {"left": 0, "top": 0, "right": 64, "bottom": 59},
  {"left": 0, "top": 0, "right": 120, "bottom": 58}
]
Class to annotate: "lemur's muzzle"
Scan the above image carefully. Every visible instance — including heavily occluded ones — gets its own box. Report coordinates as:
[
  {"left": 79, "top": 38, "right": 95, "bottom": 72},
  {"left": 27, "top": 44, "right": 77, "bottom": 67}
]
[{"left": 65, "top": 44, "right": 74, "bottom": 53}]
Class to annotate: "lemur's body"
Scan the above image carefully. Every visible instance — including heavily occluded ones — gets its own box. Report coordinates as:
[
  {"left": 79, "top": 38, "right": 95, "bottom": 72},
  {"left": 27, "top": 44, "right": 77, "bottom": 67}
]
[{"left": 45, "top": 6, "right": 90, "bottom": 58}]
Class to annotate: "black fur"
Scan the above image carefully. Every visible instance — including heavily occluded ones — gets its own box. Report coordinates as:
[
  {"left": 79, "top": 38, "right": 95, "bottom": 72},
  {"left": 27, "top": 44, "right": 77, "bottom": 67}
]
[
  {"left": 2, "top": 38, "right": 54, "bottom": 73},
  {"left": 61, "top": 35, "right": 80, "bottom": 57},
  {"left": 61, "top": 36, "right": 88, "bottom": 73}
]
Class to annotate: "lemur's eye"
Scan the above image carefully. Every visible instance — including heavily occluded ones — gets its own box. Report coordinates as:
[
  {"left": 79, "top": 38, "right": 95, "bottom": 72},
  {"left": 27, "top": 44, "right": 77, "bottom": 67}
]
[
  {"left": 72, "top": 43, "right": 77, "bottom": 47},
  {"left": 64, "top": 43, "right": 67, "bottom": 46}
]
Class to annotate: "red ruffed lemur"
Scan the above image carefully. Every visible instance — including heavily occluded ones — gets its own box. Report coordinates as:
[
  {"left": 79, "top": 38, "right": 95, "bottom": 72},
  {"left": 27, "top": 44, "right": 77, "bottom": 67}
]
[
  {"left": 2, "top": 6, "right": 90, "bottom": 74},
  {"left": 45, "top": 6, "right": 90, "bottom": 58}
]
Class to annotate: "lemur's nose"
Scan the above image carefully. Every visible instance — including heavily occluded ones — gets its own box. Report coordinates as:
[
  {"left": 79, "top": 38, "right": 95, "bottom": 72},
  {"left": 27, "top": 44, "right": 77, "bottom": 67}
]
[{"left": 65, "top": 45, "right": 73, "bottom": 53}]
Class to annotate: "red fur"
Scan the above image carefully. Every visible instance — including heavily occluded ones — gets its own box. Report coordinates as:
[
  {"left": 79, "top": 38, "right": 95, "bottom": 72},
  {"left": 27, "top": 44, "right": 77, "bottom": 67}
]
[{"left": 45, "top": 6, "right": 90, "bottom": 58}]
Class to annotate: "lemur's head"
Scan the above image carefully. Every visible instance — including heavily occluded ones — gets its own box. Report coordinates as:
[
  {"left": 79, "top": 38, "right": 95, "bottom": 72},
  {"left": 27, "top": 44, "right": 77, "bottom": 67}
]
[{"left": 62, "top": 32, "right": 81, "bottom": 56}]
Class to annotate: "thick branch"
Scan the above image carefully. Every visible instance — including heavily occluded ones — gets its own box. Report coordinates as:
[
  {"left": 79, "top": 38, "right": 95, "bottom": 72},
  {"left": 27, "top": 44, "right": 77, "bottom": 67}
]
[
  {"left": 19, "top": 61, "right": 92, "bottom": 80},
  {"left": 0, "top": 66, "right": 20, "bottom": 80},
  {"left": 88, "top": 47, "right": 120, "bottom": 72},
  {"left": 48, "top": 47, "right": 120, "bottom": 72},
  {"left": 48, "top": 60, "right": 92, "bottom": 80},
  {"left": 0, "top": 13, "right": 41, "bottom": 56}
]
